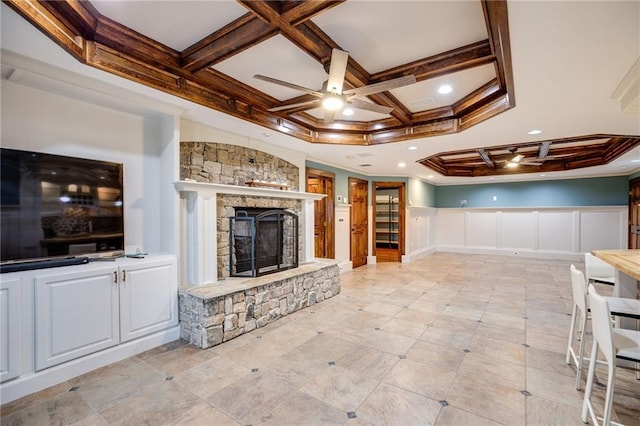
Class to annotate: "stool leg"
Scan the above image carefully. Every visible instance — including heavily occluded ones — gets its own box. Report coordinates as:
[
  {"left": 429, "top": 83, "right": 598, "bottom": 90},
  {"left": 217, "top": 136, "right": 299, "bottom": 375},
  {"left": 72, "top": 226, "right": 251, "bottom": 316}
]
[
  {"left": 567, "top": 304, "right": 578, "bottom": 365},
  {"left": 576, "top": 310, "right": 588, "bottom": 390},
  {"left": 582, "top": 341, "right": 598, "bottom": 424}
]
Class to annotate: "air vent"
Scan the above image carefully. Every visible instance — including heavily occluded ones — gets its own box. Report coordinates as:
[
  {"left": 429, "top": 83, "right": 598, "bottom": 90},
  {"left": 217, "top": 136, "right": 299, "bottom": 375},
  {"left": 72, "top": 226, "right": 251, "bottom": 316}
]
[
  {"left": 359, "top": 163, "right": 373, "bottom": 167},
  {"left": 356, "top": 152, "right": 374, "bottom": 157}
]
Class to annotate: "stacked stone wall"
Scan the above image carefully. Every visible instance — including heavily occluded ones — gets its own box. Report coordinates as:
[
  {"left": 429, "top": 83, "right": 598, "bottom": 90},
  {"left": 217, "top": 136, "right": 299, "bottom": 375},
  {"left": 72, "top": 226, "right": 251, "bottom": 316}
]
[
  {"left": 180, "top": 142, "right": 299, "bottom": 190},
  {"left": 179, "top": 263, "right": 340, "bottom": 349}
]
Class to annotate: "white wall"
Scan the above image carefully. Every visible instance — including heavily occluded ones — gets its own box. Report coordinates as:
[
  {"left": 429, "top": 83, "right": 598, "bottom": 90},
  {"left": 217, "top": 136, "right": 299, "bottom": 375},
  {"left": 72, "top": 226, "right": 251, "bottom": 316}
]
[
  {"left": 435, "top": 206, "right": 627, "bottom": 259},
  {"left": 1, "top": 80, "right": 176, "bottom": 255}
]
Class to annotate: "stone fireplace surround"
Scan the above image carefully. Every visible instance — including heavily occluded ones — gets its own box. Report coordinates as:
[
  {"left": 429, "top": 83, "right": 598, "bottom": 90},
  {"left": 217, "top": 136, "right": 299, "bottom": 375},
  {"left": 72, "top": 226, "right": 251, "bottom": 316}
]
[{"left": 174, "top": 179, "right": 339, "bottom": 349}]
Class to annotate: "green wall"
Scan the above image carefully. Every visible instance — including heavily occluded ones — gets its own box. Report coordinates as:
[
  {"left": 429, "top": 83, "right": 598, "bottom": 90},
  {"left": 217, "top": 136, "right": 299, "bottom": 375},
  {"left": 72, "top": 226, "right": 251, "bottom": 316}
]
[
  {"left": 305, "top": 161, "right": 630, "bottom": 208},
  {"left": 435, "top": 176, "right": 629, "bottom": 208}
]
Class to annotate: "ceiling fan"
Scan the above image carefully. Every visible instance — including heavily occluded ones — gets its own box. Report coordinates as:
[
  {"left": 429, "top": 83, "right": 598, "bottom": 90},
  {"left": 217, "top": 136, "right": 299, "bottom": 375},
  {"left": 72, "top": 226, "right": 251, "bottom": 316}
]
[
  {"left": 253, "top": 48, "right": 417, "bottom": 123},
  {"left": 499, "top": 144, "right": 555, "bottom": 168}
]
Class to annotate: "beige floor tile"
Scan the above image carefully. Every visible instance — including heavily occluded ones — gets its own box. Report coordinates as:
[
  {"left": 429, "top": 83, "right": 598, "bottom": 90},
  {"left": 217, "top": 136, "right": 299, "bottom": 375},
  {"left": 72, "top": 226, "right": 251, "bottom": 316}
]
[
  {"left": 336, "top": 344, "right": 400, "bottom": 381},
  {"left": 69, "top": 357, "right": 165, "bottom": 412},
  {"left": 434, "top": 405, "right": 503, "bottom": 426},
  {"left": 527, "top": 327, "right": 570, "bottom": 354},
  {"left": 526, "top": 346, "right": 575, "bottom": 378},
  {"left": 420, "top": 321, "right": 476, "bottom": 350},
  {"left": 98, "top": 381, "right": 200, "bottom": 425},
  {"left": 359, "top": 328, "right": 417, "bottom": 356},
  {"left": 171, "top": 400, "right": 240, "bottom": 425},
  {"left": 525, "top": 366, "right": 586, "bottom": 409},
  {"left": 207, "top": 371, "right": 297, "bottom": 422},
  {"left": 382, "top": 358, "right": 456, "bottom": 401},
  {"left": 173, "top": 356, "right": 251, "bottom": 399},
  {"left": 469, "top": 334, "right": 525, "bottom": 365},
  {"left": 379, "top": 316, "right": 429, "bottom": 339},
  {"left": 525, "top": 395, "right": 584, "bottom": 426},
  {"left": 0, "top": 381, "right": 72, "bottom": 417},
  {"left": 136, "top": 342, "right": 217, "bottom": 375},
  {"left": 299, "top": 365, "right": 379, "bottom": 412},
  {"left": 446, "top": 374, "right": 526, "bottom": 425},
  {"left": 0, "top": 391, "right": 95, "bottom": 426},
  {"left": 253, "top": 391, "right": 347, "bottom": 425},
  {"left": 457, "top": 352, "right": 525, "bottom": 390},
  {"left": 356, "top": 382, "right": 442, "bottom": 426},
  {"left": 405, "top": 339, "right": 466, "bottom": 370}
]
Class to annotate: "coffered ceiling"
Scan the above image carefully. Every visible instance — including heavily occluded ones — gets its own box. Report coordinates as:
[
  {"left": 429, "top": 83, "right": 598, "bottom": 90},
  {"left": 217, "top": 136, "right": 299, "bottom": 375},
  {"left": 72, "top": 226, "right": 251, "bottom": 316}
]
[{"left": 2, "top": 0, "right": 639, "bottom": 183}]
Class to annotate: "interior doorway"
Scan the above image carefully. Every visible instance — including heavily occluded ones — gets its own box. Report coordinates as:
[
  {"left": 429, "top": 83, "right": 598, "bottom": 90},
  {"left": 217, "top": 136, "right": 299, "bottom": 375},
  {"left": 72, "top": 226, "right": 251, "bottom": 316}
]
[
  {"left": 349, "top": 177, "right": 368, "bottom": 268},
  {"left": 629, "top": 177, "right": 640, "bottom": 249},
  {"left": 306, "top": 168, "right": 335, "bottom": 259},
  {"left": 373, "top": 182, "right": 405, "bottom": 262}
]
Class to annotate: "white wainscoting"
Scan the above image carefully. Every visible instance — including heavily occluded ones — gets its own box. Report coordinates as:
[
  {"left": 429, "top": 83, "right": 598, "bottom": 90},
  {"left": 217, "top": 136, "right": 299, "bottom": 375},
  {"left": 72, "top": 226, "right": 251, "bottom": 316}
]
[
  {"left": 403, "top": 206, "right": 438, "bottom": 262},
  {"left": 335, "top": 204, "right": 353, "bottom": 272},
  {"left": 435, "top": 206, "right": 627, "bottom": 260}
]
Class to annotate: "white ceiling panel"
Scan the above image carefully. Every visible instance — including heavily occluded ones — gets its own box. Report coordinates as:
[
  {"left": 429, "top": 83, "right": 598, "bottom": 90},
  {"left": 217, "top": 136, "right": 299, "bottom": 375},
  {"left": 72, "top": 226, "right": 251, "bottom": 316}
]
[
  {"left": 212, "top": 35, "right": 329, "bottom": 101},
  {"left": 313, "top": 1, "right": 487, "bottom": 73},
  {"left": 392, "top": 63, "right": 497, "bottom": 111},
  {"left": 91, "top": 1, "right": 247, "bottom": 51}
]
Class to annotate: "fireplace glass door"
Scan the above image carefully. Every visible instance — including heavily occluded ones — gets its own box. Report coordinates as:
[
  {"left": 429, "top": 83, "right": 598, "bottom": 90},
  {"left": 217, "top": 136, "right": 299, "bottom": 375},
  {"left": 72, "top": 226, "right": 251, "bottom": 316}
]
[{"left": 229, "top": 209, "right": 298, "bottom": 277}]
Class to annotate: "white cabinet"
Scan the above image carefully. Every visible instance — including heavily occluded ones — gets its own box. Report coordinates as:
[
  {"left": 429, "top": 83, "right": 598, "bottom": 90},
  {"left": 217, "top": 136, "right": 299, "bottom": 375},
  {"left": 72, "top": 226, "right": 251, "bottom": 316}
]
[
  {"left": 119, "top": 258, "right": 177, "bottom": 343},
  {"left": 1, "top": 275, "right": 22, "bottom": 383},
  {"left": 34, "top": 256, "right": 177, "bottom": 371},
  {"left": 35, "top": 266, "right": 119, "bottom": 371}
]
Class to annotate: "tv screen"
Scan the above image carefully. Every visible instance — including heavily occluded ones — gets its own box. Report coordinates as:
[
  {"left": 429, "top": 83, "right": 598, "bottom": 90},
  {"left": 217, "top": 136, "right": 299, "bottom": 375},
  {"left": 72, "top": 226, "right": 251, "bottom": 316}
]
[{"left": 1, "top": 148, "right": 124, "bottom": 265}]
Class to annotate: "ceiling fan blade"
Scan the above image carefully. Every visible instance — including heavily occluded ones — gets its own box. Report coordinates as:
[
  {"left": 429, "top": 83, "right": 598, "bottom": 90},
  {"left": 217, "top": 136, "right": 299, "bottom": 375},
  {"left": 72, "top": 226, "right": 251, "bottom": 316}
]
[
  {"left": 325, "top": 49, "right": 349, "bottom": 94},
  {"left": 348, "top": 99, "right": 393, "bottom": 115},
  {"left": 254, "top": 74, "right": 324, "bottom": 97},
  {"left": 344, "top": 75, "right": 417, "bottom": 98},
  {"left": 267, "top": 99, "right": 321, "bottom": 112},
  {"left": 323, "top": 109, "right": 336, "bottom": 124}
]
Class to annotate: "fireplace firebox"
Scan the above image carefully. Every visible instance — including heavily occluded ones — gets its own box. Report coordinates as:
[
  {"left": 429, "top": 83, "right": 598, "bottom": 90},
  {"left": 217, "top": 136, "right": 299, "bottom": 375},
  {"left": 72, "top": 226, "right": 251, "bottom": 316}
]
[{"left": 229, "top": 208, "right": 298, "bottom": 277}]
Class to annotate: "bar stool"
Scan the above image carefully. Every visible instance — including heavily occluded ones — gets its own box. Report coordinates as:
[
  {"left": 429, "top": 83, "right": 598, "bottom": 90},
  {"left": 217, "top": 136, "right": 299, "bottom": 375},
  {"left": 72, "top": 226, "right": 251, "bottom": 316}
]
[
  {"left": 566, "top": 266, "right": 640, "bottom": 390},
  {"left": 582, "top": 284, "right": 640, "bottom": 426},
  {"left": 585, "top": 253, "right": 616, "bottom": 286}
]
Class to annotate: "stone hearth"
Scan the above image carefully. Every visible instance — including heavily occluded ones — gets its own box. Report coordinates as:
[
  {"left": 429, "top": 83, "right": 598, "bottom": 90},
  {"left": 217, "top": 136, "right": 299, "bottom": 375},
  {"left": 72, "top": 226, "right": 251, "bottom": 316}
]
[{"left": 179, "top": 260, "right": 339, "bottom": 348}]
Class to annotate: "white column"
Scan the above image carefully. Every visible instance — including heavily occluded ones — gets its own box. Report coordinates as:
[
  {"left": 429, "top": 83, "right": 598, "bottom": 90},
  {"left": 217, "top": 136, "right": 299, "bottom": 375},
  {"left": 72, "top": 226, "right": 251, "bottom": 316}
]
[
  {"left": 183, "top": 190, "right": 218, "bottom": 285},
  {"left": 303, "top": 199, "right": 316, "bottom": 263}
]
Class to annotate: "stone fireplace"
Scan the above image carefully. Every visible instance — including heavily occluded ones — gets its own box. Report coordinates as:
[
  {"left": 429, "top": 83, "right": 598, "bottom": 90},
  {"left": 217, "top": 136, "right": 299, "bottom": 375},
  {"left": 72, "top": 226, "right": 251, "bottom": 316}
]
[{"left": 174, "top": 141, "right": 340, "bottom": 349}]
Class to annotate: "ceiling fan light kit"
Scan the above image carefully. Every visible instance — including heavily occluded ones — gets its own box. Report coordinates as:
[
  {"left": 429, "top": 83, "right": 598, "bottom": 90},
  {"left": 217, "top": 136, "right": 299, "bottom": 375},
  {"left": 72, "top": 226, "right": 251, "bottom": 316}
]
[
  {"left": 322, "top": 94, "right": 345, "bottom": 111},
  {"left": 255, "top": 48, "right": 416, "bottom": 123}
]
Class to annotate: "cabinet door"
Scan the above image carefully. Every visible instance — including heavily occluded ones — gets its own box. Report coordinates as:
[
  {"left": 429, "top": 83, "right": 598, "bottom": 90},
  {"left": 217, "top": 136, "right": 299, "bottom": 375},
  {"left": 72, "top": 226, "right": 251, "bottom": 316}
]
[
  {"left": 35, "top": 267, "right": 119, "bottom": 371},
  {"left": 0, "top": 276, "right": 22, "bottom": 382},
  {"left": 119, "top": 258, "right": 177, "bottom": 343}
]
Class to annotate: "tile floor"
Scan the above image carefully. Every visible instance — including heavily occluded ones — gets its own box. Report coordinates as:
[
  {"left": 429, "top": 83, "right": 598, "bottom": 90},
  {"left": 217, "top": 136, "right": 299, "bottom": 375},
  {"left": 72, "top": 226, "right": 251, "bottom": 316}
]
[{"left": 2, "top": 253, "right": 639, "bottom": 425}]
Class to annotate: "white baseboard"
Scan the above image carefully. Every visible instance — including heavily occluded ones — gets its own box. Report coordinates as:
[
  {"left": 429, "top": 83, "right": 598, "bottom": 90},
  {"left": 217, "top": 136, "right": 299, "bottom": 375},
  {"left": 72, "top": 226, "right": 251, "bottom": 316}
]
[
  {"left": 367, "top": 256, "right": 377, "bottom": 264},
  {"left": 402, "top": 247, "right": 436, "bottom": 263},
  {"left": 435, "top": 245, "right": 583, "bottom": 261},
  {"left": 0, "top": 326, "right": 180, "bottom": 405},
  {"left": 337, "top": 260, "right": 353, "bottom": 273}
]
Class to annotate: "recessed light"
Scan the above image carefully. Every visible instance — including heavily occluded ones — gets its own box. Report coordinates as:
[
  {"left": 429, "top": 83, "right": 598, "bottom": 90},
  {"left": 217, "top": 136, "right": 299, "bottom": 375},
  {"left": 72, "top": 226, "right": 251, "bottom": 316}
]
[
  {"left": 631, "top": 159, "right": 640, "bottom": 163},
  {"left": 408, "top": 146, "right": 418, "bottom": 150},
  {"left": 398, "top": 162, "right": 406, "bottom": 168},
  {"left": 262, "top": 132, "right": 271, "bottom": 137},
  {"left": 427, "top": 174, "right": 434, "bottom": 179},
  {"left": 438, "top": 84, "right": 453, "bottom": 94},
  {"left": 342, "top": 108, "right": 354, "bottom": 116},
  {"left": 528, "top": 129, "right": 542, "bottom": 135}
]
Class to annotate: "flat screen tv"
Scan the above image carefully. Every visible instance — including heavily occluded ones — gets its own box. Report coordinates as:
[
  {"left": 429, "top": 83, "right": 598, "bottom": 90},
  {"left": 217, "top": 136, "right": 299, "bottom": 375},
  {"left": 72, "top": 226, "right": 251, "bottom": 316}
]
[{"left": 1, "top": 148, "right": 124, "bottom": 269}]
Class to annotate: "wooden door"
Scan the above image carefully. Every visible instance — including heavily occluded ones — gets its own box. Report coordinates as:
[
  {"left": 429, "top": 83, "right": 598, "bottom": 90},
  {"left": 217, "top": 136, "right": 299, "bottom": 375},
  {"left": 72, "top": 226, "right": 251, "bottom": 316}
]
[
  {"left": 629, "top": 177, "right": 640, "bottom": 249},
  {"left": 349, "top": 177, "right": 368, "bottom": 268},
  {"left": 373, "top": 182, "right": 405, "bottom": 262},
  {"left": 306, "top": 168, "right": 335, "bottom": 258}
]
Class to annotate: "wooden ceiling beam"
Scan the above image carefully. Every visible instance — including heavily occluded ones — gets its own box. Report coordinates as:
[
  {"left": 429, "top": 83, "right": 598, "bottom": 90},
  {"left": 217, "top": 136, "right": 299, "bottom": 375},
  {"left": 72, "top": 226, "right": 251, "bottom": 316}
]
[
  {"left": 181, "top": 14, "right": 277, "bottom": 72},
  {"left": 373, "top": 40, "right": 494, "bottom": 83}
]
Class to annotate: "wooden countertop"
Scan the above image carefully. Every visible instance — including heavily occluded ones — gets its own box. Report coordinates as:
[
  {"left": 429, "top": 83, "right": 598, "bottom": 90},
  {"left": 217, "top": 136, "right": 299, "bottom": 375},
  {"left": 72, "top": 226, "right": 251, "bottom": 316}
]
[{"left": 592, "top": 249, "right": 640, "bottom": 281}]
